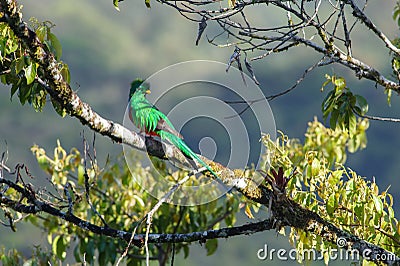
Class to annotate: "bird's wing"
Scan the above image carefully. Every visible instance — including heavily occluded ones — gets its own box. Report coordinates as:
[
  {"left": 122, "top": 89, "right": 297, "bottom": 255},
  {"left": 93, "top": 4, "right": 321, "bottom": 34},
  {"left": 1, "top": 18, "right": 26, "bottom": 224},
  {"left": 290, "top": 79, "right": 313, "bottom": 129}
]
[
  {"left": 156, "top": 118, "right": 183, "bottom": 139},
  {"left": 130, "top": 93, "right": 184, "bottom": 139},
  {"left": 130, "top": 99, "right": 156, "bottom": 132}
]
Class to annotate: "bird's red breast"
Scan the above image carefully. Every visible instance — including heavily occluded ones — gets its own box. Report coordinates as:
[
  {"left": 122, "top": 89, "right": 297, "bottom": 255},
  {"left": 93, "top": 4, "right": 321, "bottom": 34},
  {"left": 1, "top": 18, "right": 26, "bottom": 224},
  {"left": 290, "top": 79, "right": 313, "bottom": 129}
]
[{"left": 144, "top": 129, "right": 160, "bottom": 137}]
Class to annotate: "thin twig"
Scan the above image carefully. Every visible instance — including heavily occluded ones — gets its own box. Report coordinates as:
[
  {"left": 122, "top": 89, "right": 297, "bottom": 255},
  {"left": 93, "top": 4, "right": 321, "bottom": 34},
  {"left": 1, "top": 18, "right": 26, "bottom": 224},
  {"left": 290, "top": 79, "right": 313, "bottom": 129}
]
[
  {"left": 353, "top": 107, "right": 400, "bottom": 123},
  {"left": 115, "top": 225, "right": 140, "bottom": 266},
  {"left": 144, "top": 168, "right": 200, "bottom": 265},
  {"left": 82, "top": 133, "right": 108, "bottom": 227},
  {"left": 224, "top": 59, "right": 321, "bottom": 118},
  {"left": 347, "top": 0, "right": 400, "bottom": 56}
]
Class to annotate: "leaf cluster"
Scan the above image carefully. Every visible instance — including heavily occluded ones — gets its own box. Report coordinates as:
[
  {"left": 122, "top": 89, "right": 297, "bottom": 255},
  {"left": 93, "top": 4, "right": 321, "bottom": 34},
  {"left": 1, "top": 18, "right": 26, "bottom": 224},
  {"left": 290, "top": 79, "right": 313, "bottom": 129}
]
[
  {"left": 0, "top": 246, "right": 59, "bottom": 266},
  {"left": 262, "top": 119, "right": 399, "bottom": 264},
  {"left": 321, "top": 74, "right": 368, "bottom": 137},
  {"left": 1, "top": 116, "right": 398, "bottom": 265},
  {"left": 0, "top": 18, "right": 69, "bottom": 114},
  {"left": 2, "top": 141, "right": 241, "bottom": 265}
]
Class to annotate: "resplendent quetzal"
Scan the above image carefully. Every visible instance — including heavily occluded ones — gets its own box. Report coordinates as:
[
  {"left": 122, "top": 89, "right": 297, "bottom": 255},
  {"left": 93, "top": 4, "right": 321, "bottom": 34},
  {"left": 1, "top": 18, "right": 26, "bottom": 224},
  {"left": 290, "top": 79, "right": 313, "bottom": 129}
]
[{"left": 128, "top": 79, "right": 219, "bottom": 178}]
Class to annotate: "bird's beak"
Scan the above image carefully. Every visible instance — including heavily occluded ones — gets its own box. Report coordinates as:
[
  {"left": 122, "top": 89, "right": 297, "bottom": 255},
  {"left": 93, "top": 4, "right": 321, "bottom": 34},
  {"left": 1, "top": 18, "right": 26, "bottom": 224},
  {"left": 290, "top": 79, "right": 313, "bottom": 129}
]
[{"left": 145, "top": 89, "right": 151, "bottom": 94}]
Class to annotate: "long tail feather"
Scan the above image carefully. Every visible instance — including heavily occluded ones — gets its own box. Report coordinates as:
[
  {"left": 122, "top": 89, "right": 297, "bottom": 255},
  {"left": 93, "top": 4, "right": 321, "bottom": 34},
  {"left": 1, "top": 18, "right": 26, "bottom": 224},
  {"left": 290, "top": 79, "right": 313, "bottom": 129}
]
[{"left": 159, "top": 131, "right": 219, "bottom": 178}]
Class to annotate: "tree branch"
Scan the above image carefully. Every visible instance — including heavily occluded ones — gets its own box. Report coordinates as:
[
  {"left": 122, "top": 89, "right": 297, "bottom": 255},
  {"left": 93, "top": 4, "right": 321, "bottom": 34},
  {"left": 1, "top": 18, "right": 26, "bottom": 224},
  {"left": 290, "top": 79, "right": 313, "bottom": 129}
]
[
  {"left": 0, "top": 165, "right": 274, "bottom": 246},
  {"left": 1, "top": 159, "right": 399, "bottom": 264},
  {"left": 0, "top": 186, "right": 274, "bottom": 245},
  {"left": 347, "top": 0, "right": 400, "bottom": 57},
  {"left": 160, "top": 0, "right": 400, "bottom": 93},
  {"left": 239, "top": 30, "right": 400, "bottom": 91}
]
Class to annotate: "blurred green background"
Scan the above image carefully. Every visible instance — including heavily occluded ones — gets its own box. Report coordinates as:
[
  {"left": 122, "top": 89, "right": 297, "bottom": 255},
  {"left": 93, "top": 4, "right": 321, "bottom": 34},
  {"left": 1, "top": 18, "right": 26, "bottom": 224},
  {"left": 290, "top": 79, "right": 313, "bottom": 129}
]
[{"left": 1, "top": 0, "right": 399, "bottom": 265}]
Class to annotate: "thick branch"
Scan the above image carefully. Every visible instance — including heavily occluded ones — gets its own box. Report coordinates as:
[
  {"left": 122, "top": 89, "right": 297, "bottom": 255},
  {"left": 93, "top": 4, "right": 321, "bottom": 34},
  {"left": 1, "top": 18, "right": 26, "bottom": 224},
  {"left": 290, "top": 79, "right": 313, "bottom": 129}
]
[
  {"left": 0, "top": 178, "right": 143, "bottom": 246},
  {"left": 0, "top": 175, "right": 274, "bottom": 247},
  {"left": 146, "top": 218, "right": 274, "bottom": 243}
]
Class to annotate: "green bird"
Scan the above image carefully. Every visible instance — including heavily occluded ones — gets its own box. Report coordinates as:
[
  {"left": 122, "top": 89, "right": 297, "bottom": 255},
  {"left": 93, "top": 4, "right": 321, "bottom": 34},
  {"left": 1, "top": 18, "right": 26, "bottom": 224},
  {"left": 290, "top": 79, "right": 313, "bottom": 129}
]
[{"left": 128, "top": 79, "right": 219, "bottom": 178}]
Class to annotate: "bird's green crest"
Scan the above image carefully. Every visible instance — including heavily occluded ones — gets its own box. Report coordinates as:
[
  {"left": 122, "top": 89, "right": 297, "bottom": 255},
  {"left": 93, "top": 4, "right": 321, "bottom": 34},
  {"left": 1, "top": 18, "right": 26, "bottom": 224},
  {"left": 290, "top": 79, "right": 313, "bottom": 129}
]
[{"left": 129, "top": 78, "right": 151, "bottom": 100}]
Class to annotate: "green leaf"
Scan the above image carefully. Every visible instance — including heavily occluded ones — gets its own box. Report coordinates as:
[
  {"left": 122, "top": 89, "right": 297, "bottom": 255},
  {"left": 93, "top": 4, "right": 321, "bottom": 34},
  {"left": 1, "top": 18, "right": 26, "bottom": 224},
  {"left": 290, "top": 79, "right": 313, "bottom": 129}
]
[
  {"left": 106, "top": 242, "right": 117, "bottom": 265},
  {"left": 85, "top": 239, "right": 95, "bottom": 264},
  {"left": 32, "top": 87, "right": 47, "bottom": 112},
  {"left": 23, "top": 54, "right": 31, "bottom": 65},
  {"left": 0, "top": 38, "right": 6, "bottom": 61},
  {"left": 36, "top": 26, "right": 47, "bottom": 42},
  {"left": 98, "top": 245, "right": 107, "bottom": 266},
  {"left": 5, "top": 39, "right": 18, "bottom": 54},
  {"left": 205, "top": 238, "right": 218, "bottom": 256},
  {"left": 388, "top": 207, "right": 395, "bottom": 219},
  {"left": 77, "top": 164, "right": 85, "bottom": 184},
  {"left": 385, "top": 88, "right": 392, "bottom": 106},
  {"left": 19, "top": 83, "right": 32, "bottom": 105},
  {"left": 73, "top": 244, "right": 82, "bottom": 263},
  {"left": 14, "top": 56, "right": 25, "bottom": 74},
  {"left": 329, "top": 170, "right": 342, "bottom": 186},
  {"left": 224, "top": 211, "right": 236, "bottom": 226},
  {"left": 113, "top": 0, "right": 120, "bottom": 11},
  {"left": 355, "top": 95, "right": 368, "bottom": 115},
  {"left": 326, "top": 193, "right": 336, "bottom": 215},
  {"left": 24, "top": 62, "right": 37, "bottom": 85},
  {"left": 393, "top": 58, "right": 400, "bottom": 71},
  {"left": 354, "top": 203, "right": 364, "bottom": 221},
  {"left": 394, "top": 9, "right": 400, "bottom": 21},
  {"left": 145, "top": 0, "right": 151, "bottom": 8},
  {"left": 51, "top": 98, "right": 67, "bottom": 117},
  {"left": 348, "top": 93, "right": 356, "bottom": 107},
  {"left": 333, "top": 76, "right": 346, "bottom": 91},
  {"left": 183, "top": 245, "right": 190, "bottom": 258},
  {"left": 0, "top": 73, "right": 6, "bottom": 84},
  {"left": 348, "top": 111, "right": 357, "bottom": 136},
  {"left": 322, "top": 90, "right": 334, "bottom": 111},
  {"left": 329, "top": 108, "right": 339, "bottom": 129},
  {"left": 60, "top": 63, "right": 70, "bottom": 84},
  {"left": 10, "top": 84, "right": 18, "bottom": 100},
  {"left": 348, "top": 135, "right": 360, "bottom": 153},
  {"left": 48, "top": 33, "right": 62, "bottom": 60},
  {"left": 372, "top": 195, "right": 383, "bottom": 215},
  {"left": 10, "top": 79, "right": 22, "bottom": 100},
  {"left": 52, "top": 235, "right": 66, "bottom": 260},
  {"left": 311, "top": 158, "right": 319, "bottom": 176},
  {"left": 127, "top": 258, "right": 141, "bottom": 266}
]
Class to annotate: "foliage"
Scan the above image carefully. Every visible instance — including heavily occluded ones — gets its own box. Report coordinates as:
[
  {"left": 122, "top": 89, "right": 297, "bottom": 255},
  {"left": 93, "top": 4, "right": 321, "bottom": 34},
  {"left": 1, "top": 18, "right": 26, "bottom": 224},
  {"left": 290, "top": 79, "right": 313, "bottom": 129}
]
[
  {"left": 321, "top": 74, "right": 368, "bottom": 137},
  {"left": 262, "top": 119, "right": 399, "bottom": 264},
  {"left": 0, "top": 246, "right": 59, "bottom": 266},
  {"left": 0, "top": 17, "right": 69, "bottom": 114},
  {"left": 2, "top": 117, "right": 398, "bottom": 265},
  {"left": 18, "top": 141, "right": 239, "bottom": 265},
  {"left": 394, "top": 1, "right": 400, "bottom": 28}
]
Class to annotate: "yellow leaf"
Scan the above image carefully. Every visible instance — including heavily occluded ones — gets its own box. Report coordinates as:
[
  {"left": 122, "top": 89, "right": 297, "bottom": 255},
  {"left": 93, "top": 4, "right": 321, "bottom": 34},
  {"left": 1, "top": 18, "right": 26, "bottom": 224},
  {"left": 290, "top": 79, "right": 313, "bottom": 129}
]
[
  {"left": 311, "top": 158, "right": 320, "bottom": 176},
  {"left": 244, "top": 204, "right": 254, "bottom": 219}
]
